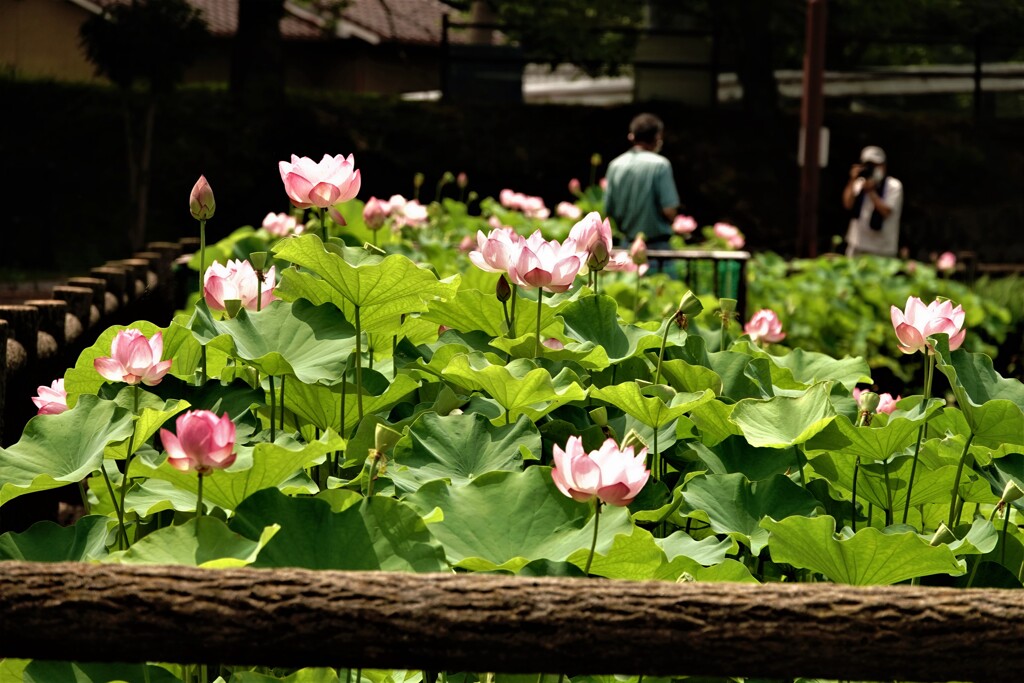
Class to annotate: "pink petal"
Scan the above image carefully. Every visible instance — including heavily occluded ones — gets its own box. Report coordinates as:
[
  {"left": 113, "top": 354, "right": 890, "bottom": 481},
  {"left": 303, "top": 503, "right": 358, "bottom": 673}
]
[
  {"left": 308, "top": 182, "right": 342, "bottom": 208},
  {"left": 94, "top": 357, "right": 127, "bottom": 382}
]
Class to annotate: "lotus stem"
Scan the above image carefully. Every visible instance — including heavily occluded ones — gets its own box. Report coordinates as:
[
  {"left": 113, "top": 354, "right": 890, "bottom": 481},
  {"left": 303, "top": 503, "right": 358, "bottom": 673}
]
[
  {"left": 851, "top": 456, "right": 860, "bottom": 532},
  {"left": 654, "top": 317, "right": 672, "bottom": 385},
  {"left": 116, "top": 384, "right": 141, "bottom": 549},
  {"left": 196, "top": 474, "right": 204, "bottom": 521},
  {"left": 279, "top": 375, "right": 286, "bottom": 432},
  {"left": 269, "top": 376, "right": 276, "bottom": 442},
  {"left": 321, "top": 207, "right": 328, "bottom": 242},
  {"left": 355, "top": 305, "right": 364, "bottom": 421},
  {"left": 634, "top": 271, "right": 641, "bottom": 318},
  {"left": 948, "top": 432, "right": 977, "bottom": 530},
  {"left": 882, "top": 458, "right": 894, "bottom": 525},
  {"left": 535, "top": 289, "right": 544, "bottom": 358},
  {"left": 78, "top": 480, "right": 90, "bottom": 515},
  {"left": 198, "top": 219, "right": 206, "bottom": 298},
  {"left": 1002, "top": 502, "right": 1012, "bottom": 566},
  {"left": 903, "top": 353, "right": 936, "bottom": 523},
  {"left": 584, "top": 499, "right": 602, "bottom": 576},
  {"left": 510, "top": 284, "right": 518, "bottom": 337},
  {"left": 100, "top": 464, "right": 125, "bottom": 551}
]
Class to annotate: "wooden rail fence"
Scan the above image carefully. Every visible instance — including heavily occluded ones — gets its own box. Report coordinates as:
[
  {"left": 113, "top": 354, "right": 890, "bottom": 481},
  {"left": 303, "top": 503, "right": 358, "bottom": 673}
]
[{"left": 0, "top": 562, "right": 1020, "bottom": 682}]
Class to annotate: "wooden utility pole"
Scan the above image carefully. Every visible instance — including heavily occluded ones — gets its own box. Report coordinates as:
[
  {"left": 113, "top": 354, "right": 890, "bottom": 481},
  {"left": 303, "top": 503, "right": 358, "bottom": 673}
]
[{"left": 797, "top": 0, "right": 827, "bottom": 258}]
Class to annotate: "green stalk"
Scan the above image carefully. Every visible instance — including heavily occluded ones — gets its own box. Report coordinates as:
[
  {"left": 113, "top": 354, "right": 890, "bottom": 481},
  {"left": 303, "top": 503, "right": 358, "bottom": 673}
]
[
  {"left": 355, "top": 305, "right": 364, "bottom": 421},
  {"left": 78, "top": 480, "right": 90, "bottom": 515},
  {"left": 583, "top": 499, "right": 602, "bottom": 576},
  {"left": 101, "top": 463, "right": 126, "bottom": 551},
  {"left": 947, "top": 432, "right": 977, "bottom": 530},
  {"left": 594, "top": 270, "right": 600, "bottom": 297},
  {"left": 510, "top": 284, "right": 518, "bottom": 337},
  {"left": 851, "top": 456, "right": 861, "bottom": 532},
  {"left": 634, "top": 270, "right": 641, "bottom": 317},
  {"left": 321, "top": 207, "right": 328, "bottom": 242},
  {"left": 279, "top": 375, "right": 286, "bottom": 432},
  {"left": 198, "top": 219, "right": 206, "bottom": 298},
  {"left": 535, "top": 289, "right": 544, "bottom": 358},
  {"left": 116, "top": 384, "right": 141, "bottom": 549},
  {"left": 882, "top": 458, "right": 894, "bottom": 526},
  {"left": 196, "top": 474, "right": 204, "bottom": 520},
  {"left": 1002, "top": 502, "right": 1012, "bottom": 566},
  {"left": 269, "top": 376, "right": 276, "bottom": 442},
  {"left": 654, "top": 317, "right": 672, "bottom": 385},
  {"left": 902, "top": 353, "right": 936, "bottom": 523}
]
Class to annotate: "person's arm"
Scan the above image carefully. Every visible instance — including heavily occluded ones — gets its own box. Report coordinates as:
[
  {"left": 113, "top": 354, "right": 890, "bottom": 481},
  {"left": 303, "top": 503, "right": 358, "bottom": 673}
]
[
  {"left": 843, "top": 164, "right": 862, "bottom": 210},
  {"left": 656, "top": 162, "right": 680, "bottom": 222},
  {"left": 862, "top": 178, "right": 895, "bottom": 218}
]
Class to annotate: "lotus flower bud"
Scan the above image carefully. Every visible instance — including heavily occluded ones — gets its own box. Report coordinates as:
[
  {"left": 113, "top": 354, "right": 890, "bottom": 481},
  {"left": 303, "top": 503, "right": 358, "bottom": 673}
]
[
  {"left": 630, "top": 234, "right": 648, "bottom": 265},
  {"left": 568, "top": 178, "right": 582, "bottom": 195},
  {"left": 457, "top": 172, "right": 468, "bottom": 189},
  {"left": 328, "top": 205, "right": 347, "bottom": 227},
  {"left": 590, "top": 153, "right": 602, "bottom": 167},
  {"left": 413, "top": 172, "right": 425, "bottom": 189},
  {"left": 587, "top": 239, "right": 610, "bottom": 272},
  {"left": 363, "top": 197, "right": 388, "bottom": 230},
  {"left": 856, "top": 390, "right": 881, "bottom": 415},
  {"left": 677, "top": 290, "right": 703, "bottom": 319},
  {"left": 1001, "top": 480, "right": 1024, "bottom": 505},
  {"left": 441, "top": 171, "right": 455, "bottom": 185},
  {"left": 496, "top": 274, "right": 512, "bottom": 303},
  {"left": 189, "top": 175, "right": 215, "bottom": 220}
]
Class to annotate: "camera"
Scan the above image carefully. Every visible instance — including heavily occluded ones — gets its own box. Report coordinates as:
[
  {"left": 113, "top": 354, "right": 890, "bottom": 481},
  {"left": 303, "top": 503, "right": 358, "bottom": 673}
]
[{"left": 858, "top": 162, "right": 876, "bottom": 179}]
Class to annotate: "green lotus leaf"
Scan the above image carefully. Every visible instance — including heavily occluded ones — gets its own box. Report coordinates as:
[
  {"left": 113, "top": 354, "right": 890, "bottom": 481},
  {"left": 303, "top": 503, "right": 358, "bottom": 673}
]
[
  {"left": 746, "top": 344, "right": 872, "bottom": 391},
  {"left": 63, "top": 319, "right": 164, "bottom": 405},
  {"left": 688, "top": 437, "right": 796, "bottom": 481},
  {"left": 559, "top": 294, "right": 663, "bottom": 363},
  {"left": 947, "top": 517, "right": 999, "bottom": 556},
  {"left": 730, "top": 382, "right": 837, "bottom": 448},
  {"left": 804, "top": 399, "right": 943, "bottom": 462},
  {"left": 590, "top": 383, "right": 714, "bottom": 429},
  {"left": 389, "top": 412, "right": 536, "bottom": 493},
  {"left": 138, "top": 431, "right": 341, "bottom": 511},
  {"left": 231, "top": 488, "right": 447, "bottom": 571},
  {"left": 656, "top": 530, "right": 736, "bottom": 566},
  {"left": 105, "top": 398, "right": 190, "bottom": 460},
  {"left": 421, "top": 286, "right": 561, "bottom": 339},
  {"left": 664, "top": 339, "right": 775, "bottom": 401},
  {"left": 284, "top": 372, "right": 421, "bottom": 434},
  {"left": 404, "top": 467, "right": 634, "bottom": 572},
  {"left": 23, "top": 661, "right": 179, "bottom": 683},
  {"left": 680, "top": 472, "right": 820, "bottom": 555},
  {"left": 566, "top": 525, "right": 694, "bottom": 580},
  {"left": 441, "top": 353, "right": 586, "bottom": 424},
  {"left": 689, "top": 399, "right": 742, "bottom": 446},
  {"left": 809, "top": 452, "right": 956, "bottom": 512},
  {"left": 657, "top": 358, "right": 724, "bottom": 395},
  {"left": 162, "top": 315, "right": 231, "bottom": 379},
  {"left": 934, "top": 339, "right": 1024, "bottom": 448},
  {"left": 190, "top": 299, "right": 355, "bottom": 384},
  {"left": 762, "top": 515, "right": 965, "bottom": 584},
  {"left": 0, "top": 395, "right": 134, "bottom": 506},
  {"left": 273, "top": 233, "right": 459, "bottom": 334},
  {"left": 0, "top": 515, "right": 111, "bottom": 562},
  {"left": 229, "top": 668, "right": 344, "bottom": 683},
  {"left": 489, "top": 334, "right": 610, "bottom": 369},
  {"left": 106, "top": 516, "right": 279, "bottom": 568}
]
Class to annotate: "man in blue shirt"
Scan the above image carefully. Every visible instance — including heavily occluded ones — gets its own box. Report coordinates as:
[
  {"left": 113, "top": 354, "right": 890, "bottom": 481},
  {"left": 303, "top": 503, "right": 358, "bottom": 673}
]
[{"left": 604, "top": 113, "right": 681, "bottom": 246}]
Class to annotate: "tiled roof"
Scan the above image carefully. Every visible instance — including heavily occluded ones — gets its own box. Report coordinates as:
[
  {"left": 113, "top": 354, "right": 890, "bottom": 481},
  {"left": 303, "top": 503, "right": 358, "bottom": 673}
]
[{"left": 87, "top": 0, "right": 453, "bottom": 44}]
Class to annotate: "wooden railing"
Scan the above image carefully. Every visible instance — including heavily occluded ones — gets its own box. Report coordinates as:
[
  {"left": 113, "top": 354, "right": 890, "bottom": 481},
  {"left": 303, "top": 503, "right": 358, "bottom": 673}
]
[
  {"left": 645, "top": 249, "right": 750, "bottom": 320},
  {"left": 0, "top": 562, "right": 1019, "bottom": 682}
]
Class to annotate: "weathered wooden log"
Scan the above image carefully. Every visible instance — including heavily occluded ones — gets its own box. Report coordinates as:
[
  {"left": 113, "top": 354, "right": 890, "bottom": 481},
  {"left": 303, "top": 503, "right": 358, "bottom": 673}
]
[
  {"left": 91, "top": 265, "right": 130, "bottom": 307},
  {"left": 23, "top": 299, "right": 67, "bottom": 358},
  {"left": 67, "top": 277, "right": 108, "bottom": 325},
  {"left": 0, "top": 319, "right": 7, "bottom": 440},
  {"left": 51, "top": 285, "right": 94, "bottom": 344},
  {"left": 0, "top": 563, "right": 1021, "bottom": 682},
  {"left": 110, "top": 258, "right": 151, "bottom": 299},
  {"left": 0, "top": 304, "right": 40, "bottom": 371}
]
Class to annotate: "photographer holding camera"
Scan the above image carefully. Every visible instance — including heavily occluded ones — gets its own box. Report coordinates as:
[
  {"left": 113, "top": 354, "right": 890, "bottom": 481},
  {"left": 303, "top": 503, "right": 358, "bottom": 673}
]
[{"left": 842, "top": 146, "right": 903, "bottom": 257}]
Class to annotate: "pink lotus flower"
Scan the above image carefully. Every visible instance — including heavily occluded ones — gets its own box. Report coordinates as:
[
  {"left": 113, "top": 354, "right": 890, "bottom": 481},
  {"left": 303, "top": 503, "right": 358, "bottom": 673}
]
[
  {"left": 363, "top": 197, "right": 390, "bottom": 230},
  {"left": 469, "top": 227, "right": 523, "bottom": 274},
  {"left": 457, "top": 172, "right": 468, "bottom": 189},
  {"left": 160, "top": 410, "right": 237, "bottom": 475},
  {"left": 189, "top": 176, "right": 215, "bottom": 221},
  {"left": 204, "top": 259, "right": 277, "bottom": 312},
  {"left": 507, "top": 231, "right": 582, "bottom": 293},
  {"left": 853, "top": 388, "right": 902, "bottom": 415},
  {"left": 458, "top": 235, "right": 475, "bottom": 253},
  {"left": 94, "top": 329, "right": 172, "bottom": 386},
  {"left": 714, "top": 222, "right": 745, "bottom": 249},
  {"left": 327, "top": 205, "right": 347, "bottom": 227},
  {"left": 551, "top": 435, "right": 649, "bottom": 506},
  {"left": 262, "top": 212, "right": 303, "bottom": 237},
  {"left": 32, "top": 378, "right": 68, "bottom": 415},
  {"left": 557, "top": 201, "right": 583, "bottom": 220},
  {"left": 744, "top": 309, "right": 786, "bottom": 344},
  {"left": 499, "top": 190, "right": 549, "bottom": 218},
  {"left": 568, "top": 178, "right": 582, "bottom": 195},
  {"left": 891, "top": 296, "right": 966, "bottom": 354},
  {"left": 605, "top": 251, "right": 649, "bottom": 277},
  {"left": 569, "top": 212, "right": 613, "bottom": 258},
  {"left": 599, "top": 177, "right": 607, "bottom": 191},
  {"left": 499, "top": 189, "right": 516, "bottom": 208},
  {"left": 629, "top": 234, "right": 648, "bottom": 265},
  {"left": 672, "top": 214, "right": 698, "bottom": 235},
  {"left": 394, "top": 199, "right": 429, "bottom": 228},
  {"left": 937, "top": 251, "right": 957, "bottom": 274},
  {"left": 278, "top": 154, "right": 361, "bottom": 209}
]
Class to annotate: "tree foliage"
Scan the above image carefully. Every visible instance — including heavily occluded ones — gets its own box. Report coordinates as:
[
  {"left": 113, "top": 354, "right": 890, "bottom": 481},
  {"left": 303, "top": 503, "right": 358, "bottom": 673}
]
[{"left": 79, "top": 0, "right": 209, "bottom": 93}]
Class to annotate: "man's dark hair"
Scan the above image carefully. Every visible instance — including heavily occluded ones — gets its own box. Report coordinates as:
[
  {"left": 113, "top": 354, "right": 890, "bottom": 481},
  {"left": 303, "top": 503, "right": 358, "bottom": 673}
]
[{"left": 629, "top": 113, "right": 664, "bottom": 144}]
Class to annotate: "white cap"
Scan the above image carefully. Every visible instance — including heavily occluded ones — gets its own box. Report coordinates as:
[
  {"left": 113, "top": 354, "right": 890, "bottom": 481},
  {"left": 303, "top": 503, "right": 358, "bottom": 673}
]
[{"left": 860, "top": 146, "right": 886, "bottom": 164}]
